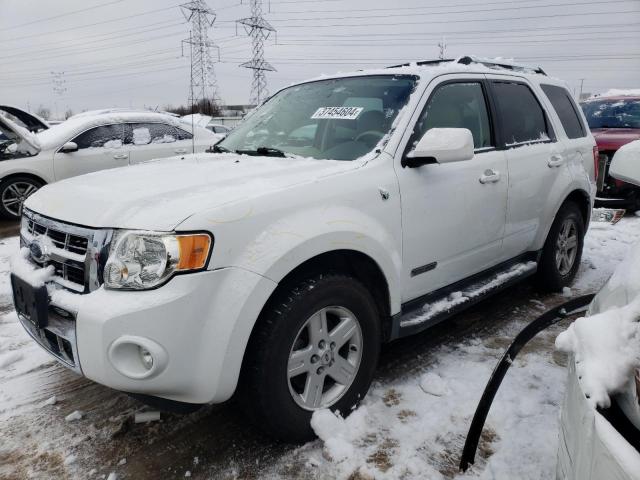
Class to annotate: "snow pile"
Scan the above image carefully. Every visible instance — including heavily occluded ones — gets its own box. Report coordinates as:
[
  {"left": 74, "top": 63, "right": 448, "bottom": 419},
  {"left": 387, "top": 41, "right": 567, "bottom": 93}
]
[
  {"left": 10, "top": 248, "right": 54, "bottom": 287},
  {"left": 556, "top": 299, "right": 640, "bottom": 408}
]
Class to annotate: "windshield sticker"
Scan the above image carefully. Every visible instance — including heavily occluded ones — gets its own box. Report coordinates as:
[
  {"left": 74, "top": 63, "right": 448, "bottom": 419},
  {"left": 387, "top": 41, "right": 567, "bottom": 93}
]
[{"left": 311, "top": 106, "right": 363, "bottom": 120}]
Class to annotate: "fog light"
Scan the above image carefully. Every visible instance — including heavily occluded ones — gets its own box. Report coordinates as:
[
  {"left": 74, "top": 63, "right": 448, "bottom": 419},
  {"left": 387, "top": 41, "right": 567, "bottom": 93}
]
[{"left": 139, "top": 347, "right": 154, "bottom": 370}]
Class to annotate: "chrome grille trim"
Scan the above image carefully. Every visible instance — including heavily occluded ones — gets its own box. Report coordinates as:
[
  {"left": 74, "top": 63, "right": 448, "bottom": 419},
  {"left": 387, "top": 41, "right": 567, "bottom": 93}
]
[{"left": 20, "top": 209, "right": 112, "bottom": 293}]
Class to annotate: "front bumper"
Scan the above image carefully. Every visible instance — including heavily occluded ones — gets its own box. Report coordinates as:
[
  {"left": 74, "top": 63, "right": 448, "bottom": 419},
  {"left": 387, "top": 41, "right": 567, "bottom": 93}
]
[
  {"left": 15, "top": 267, "right": 277, "bottom": 405},
  {"left": 556, "top": 359, "right": 640, "bottom": 480}
]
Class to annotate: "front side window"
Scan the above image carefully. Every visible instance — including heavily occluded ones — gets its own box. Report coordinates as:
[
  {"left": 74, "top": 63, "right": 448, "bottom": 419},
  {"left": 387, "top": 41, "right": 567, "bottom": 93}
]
[
  {"left": 541, "top": 84, "right": 586, "bottom": 139},
  {"left": 218, "top": 75, "right": 418, "bottom": 161},
  {"left": 72, "top": 124, "right": 124, "bottom": 149},
  {"left": 492, "top": 81, "right": 552, "bottom": 146},
  {"left": 581, "top": 98, "right": 640, "bottom": 129},
  {"left": 413, "top": 81, "right": 493, "bottom": 150}
]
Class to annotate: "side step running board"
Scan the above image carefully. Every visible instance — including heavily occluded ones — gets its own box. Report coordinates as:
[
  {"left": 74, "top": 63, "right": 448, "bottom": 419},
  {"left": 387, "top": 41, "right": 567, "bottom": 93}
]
[
  {"left": 459, "top": 294, "right": 595, "bottom": 472},
  {"left": 391, "top": 257, "right": 539, "bottom": 339}
]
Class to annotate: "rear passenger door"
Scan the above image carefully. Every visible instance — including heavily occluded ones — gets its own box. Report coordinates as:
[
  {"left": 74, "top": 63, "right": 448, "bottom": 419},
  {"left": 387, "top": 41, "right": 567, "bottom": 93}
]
[
  {"left": 487, "top": 77, "right": 563, "bottom": 257},
  {"left": 125, "top": 123, "right": 194, "bottom": 164},
  {"left": 539, "top": 83, "right": 595, "bottom": 186}
]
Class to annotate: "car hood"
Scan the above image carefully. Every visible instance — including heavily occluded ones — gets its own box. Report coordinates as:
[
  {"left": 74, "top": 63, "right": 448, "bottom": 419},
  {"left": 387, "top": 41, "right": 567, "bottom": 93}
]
[
  {"left": 25, "top": 153, "right": 360, "bottom": 231},
  {"left": 591, "top": 128, "right": 640, "bottom": 151},
  {"left": 0, "top": 105, "right": 49, "bottom": 132},
  {"left": 0, "top": 114, "right": 41, "bottom": 154}
]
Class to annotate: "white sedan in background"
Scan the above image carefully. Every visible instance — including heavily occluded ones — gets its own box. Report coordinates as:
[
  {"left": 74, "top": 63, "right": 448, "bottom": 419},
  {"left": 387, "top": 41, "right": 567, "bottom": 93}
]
[{"left": 0, "top": 109, "right": 219, "bottom": 220}]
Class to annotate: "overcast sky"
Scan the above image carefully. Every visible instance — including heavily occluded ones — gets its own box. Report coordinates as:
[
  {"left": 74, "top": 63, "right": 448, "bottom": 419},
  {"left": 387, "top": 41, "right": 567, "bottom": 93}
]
[{"left": 1, "top": 0, "right": 639, "bottom": 117}]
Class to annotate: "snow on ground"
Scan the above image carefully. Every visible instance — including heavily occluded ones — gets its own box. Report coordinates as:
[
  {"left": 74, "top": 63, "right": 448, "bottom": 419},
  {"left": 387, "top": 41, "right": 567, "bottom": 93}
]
[
  {"left": 261, "top": 217, "right": 640, "bottom": 480},
  {"left": 0, "top": 217, "right": 639, "bottom": 479}
]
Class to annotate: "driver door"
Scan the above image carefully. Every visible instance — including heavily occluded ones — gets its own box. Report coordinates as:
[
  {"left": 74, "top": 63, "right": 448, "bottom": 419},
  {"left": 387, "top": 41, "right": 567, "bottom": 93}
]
[
  {"left": 53, "top": 124, "right": 129, "bottom": 180},
  {"left": 395, "top": 77, "right": 509, "bottom": 301}
]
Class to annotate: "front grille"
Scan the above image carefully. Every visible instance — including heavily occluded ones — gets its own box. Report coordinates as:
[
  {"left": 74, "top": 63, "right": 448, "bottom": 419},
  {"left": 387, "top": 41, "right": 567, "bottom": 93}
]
[
  {"left": 26, "top": 218, "right": 89, "bottom": 255},
  {"left": 20, "top": 210, "right": 112, "bottom": 293}
]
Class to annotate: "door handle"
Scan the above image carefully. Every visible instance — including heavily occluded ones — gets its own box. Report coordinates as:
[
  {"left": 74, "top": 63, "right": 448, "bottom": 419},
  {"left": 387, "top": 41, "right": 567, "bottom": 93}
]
[
  {"left": 548, "top": 154, "right": 564, "bottom": 168},
  {"left": 113, "top": 153, "right": 128, "bottom": 160},
  {"left": 174, "top": 148, "right": 188, "bottom": 154},
  {"left": 479, "top": 169, "right": 501, "bottom": 184}
]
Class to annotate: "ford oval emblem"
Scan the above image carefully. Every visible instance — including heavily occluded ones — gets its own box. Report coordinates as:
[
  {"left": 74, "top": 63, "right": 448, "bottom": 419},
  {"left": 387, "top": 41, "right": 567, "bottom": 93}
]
[{"left": 29, "top": 239, "right": 47, "bottom": 263}]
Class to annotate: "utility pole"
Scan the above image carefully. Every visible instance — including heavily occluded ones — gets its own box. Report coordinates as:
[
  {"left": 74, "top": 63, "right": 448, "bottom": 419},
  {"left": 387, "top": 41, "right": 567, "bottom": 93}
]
[
  {"left": 578, "top": 78, "right": 585, "bottom": 100},
  {"left": 438, "top": 37, "right": 447, "bottom": 60},
  {"left": 51, "top": 71, "right": 67, "bottom": 120},
  {"left": 237, "top": 0, "right": 276, "bottom": 106},
  {"left": 181, "top": 0, "right": 220, "bottom": 114}
]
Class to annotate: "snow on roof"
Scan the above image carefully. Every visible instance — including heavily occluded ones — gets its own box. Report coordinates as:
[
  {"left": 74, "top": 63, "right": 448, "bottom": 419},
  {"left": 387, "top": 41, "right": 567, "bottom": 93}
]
[
  {"left": 294, "top": 57, "right": 562, "bottom": 87},
  {"left": 35, "top": 111, "right": 187, "bottom": 150}
]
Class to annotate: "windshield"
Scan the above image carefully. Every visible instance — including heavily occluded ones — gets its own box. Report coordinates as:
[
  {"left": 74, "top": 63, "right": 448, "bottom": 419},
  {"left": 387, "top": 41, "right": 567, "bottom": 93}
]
[
  {"left": 218, "top": 75, "right": 418, "bottom": 161},
  {"left": 581, "top": 98, "right": 640, "bottom": 129}
]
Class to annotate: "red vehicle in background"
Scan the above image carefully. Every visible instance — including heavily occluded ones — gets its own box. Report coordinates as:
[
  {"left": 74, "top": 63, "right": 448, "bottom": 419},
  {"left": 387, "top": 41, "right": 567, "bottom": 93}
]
[{"left": 581, "top": 93, "right": 640, "bottom": 210}]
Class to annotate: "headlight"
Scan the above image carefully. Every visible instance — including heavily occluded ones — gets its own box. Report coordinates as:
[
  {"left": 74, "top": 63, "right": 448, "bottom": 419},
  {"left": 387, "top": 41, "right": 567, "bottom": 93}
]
[{"left": 103, "top": 231, "right": 212, "bottom": 290}]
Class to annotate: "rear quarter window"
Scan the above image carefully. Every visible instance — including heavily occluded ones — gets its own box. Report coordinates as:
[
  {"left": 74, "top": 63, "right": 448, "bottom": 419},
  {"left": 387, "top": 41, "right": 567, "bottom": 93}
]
[{"left": 540, "top": 84, "right": 586, "bottom": 139}]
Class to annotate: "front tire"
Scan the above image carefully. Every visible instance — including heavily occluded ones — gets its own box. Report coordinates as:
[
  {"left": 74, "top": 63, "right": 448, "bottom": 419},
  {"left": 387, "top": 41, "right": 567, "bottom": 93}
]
[
  {"left": 0, "top": 176, "right": 43, "bottom": 220},
  {"left": 537, "top": 201, "right": 585, "bottom": 292},
  {"left": 239, "top": 273, "right": 381, "bottom": 442}
]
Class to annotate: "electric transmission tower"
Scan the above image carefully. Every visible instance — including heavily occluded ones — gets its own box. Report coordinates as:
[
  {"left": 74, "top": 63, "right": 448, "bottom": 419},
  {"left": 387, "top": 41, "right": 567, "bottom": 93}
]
[
  {"left": 181, "top": 0, "right": 221, "bottom": 112},
  {"left": 237, "top": 0, "right": 276, "bottom": 106},
  {"left": 438, "top": 37, "right": 447, "bottom": 60}
]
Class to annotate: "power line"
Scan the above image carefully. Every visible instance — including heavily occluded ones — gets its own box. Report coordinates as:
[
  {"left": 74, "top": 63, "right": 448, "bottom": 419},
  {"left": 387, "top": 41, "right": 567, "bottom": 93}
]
[
  {"left": 0, "top": 4, "right": 183, "bottom": 43},
  {"left": 0, "top": 0, "right": 125, "bottom": 32}
]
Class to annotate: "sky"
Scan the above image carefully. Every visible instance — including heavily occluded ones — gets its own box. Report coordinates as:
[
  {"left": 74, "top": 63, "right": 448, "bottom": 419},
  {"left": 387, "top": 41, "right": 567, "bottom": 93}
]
[{"left": 1, "top": 0, "right": 639, "bottom": 118}]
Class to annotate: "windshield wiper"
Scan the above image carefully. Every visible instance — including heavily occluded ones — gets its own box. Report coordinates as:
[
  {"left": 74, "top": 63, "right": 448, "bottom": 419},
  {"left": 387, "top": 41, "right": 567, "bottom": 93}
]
[
  {"left": 236, "top": 146, "right": 287, "bottom": 157},
  {"left": 210, "top": 143, "right": 231, "bottom": 153}
]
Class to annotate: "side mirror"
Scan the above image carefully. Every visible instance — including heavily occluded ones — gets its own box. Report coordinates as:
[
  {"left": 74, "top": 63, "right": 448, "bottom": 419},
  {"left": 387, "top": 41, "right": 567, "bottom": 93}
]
[
  {"left": 402, "top": 128, "right": 474, "bottom": 168},
  {"left": 60, "top": 141, "right": 78, "bottom": 153},
  {"left": 609, "top": 140, "right": 640, "bottom": 187}
]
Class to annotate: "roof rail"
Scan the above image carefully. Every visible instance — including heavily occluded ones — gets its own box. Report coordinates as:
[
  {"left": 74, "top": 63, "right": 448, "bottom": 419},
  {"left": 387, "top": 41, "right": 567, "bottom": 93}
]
[{"left": 386, "top": 56, "right": 546, "bottom": 76}]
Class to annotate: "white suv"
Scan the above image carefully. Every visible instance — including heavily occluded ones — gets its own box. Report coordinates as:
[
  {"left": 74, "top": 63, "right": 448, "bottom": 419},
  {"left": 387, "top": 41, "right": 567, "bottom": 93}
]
[{"left": 10, "top": 57, "right": 596, "bottom": 441}]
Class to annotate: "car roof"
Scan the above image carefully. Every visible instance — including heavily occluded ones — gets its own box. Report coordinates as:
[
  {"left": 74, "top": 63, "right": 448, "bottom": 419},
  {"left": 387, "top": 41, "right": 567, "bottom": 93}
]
[{"left": 292, "top": 56, "right": 563, "bottom": 89}]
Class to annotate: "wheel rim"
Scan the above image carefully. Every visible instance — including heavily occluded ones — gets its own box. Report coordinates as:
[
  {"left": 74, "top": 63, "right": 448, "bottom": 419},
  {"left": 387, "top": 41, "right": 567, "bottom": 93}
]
[
  {"left": 2, "top": 181, "right": 38, "bottom": 217},
  {"left": 287, "top": 306, "right": 363, "bottom": 411},
  {"left": 555, "top": 218, "right": 578, "bottom": 276}
]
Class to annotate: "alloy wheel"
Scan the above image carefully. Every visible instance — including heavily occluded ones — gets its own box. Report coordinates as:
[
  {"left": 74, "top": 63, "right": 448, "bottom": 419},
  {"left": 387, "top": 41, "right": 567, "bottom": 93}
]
[
  {"left": 287, "top": 306, "right": 363, "bottom": 410},
  {"left": 555, "top": 218, "right": 578, "bottom": 276},
  {"left": 2, "top": 181, "right": 38, "bottom": 217}
]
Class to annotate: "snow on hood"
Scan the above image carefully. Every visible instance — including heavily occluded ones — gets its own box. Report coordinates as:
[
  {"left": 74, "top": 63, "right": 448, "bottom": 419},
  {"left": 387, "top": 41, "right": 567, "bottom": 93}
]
[
  {"left": 601, "top": 89, "right": 640, "bottom": 98},
  {"left": 24, "top": 153, "right": 359, "bottom": 231}
]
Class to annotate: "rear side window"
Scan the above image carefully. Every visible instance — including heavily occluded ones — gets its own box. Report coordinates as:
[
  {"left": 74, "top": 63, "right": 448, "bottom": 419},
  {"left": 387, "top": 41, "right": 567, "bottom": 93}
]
[
  {"left": 125, "top": 123, "right": 178, "bottom": 145},
  {"left": 491, "top": 81, "right": 551, "bottom": 146},
  {"left": 540, "top": 84, "right": 586, "bottom": 139}
]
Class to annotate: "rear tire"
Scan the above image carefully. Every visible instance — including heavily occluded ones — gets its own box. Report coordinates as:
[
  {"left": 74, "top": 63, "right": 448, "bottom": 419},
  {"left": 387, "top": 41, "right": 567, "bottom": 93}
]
[
  {"left": 238, "top": 273, "right": 381, "bottom": 442},
  {"left": 537, "top": 201, "right": 584, "bottom": 292},
  {"left": 0, "top": 176, "right": 43, "bottom": 220}
]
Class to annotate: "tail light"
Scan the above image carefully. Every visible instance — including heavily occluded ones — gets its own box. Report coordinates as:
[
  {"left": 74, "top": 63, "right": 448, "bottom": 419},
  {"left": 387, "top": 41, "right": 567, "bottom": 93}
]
[{"left": 593, "top": 145, "right": 599, "bottom": 183}]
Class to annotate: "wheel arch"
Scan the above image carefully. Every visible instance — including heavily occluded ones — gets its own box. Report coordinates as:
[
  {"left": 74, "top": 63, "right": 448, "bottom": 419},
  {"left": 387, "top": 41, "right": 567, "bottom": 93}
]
[
  {"left": 0, "top": 172, "right": 48, "bottom": 187},
  {"left": 536, "top": 187, "right": 592, "bottom": 250},
  {"left": 260, "top": 249, "right": 393, "bottom": 340}
]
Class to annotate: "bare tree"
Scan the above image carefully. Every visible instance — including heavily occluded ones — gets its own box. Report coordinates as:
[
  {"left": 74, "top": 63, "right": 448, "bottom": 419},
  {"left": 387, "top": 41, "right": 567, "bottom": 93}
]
[{"left": 35, "top": 105, "right": 51, "bottom": 120}]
